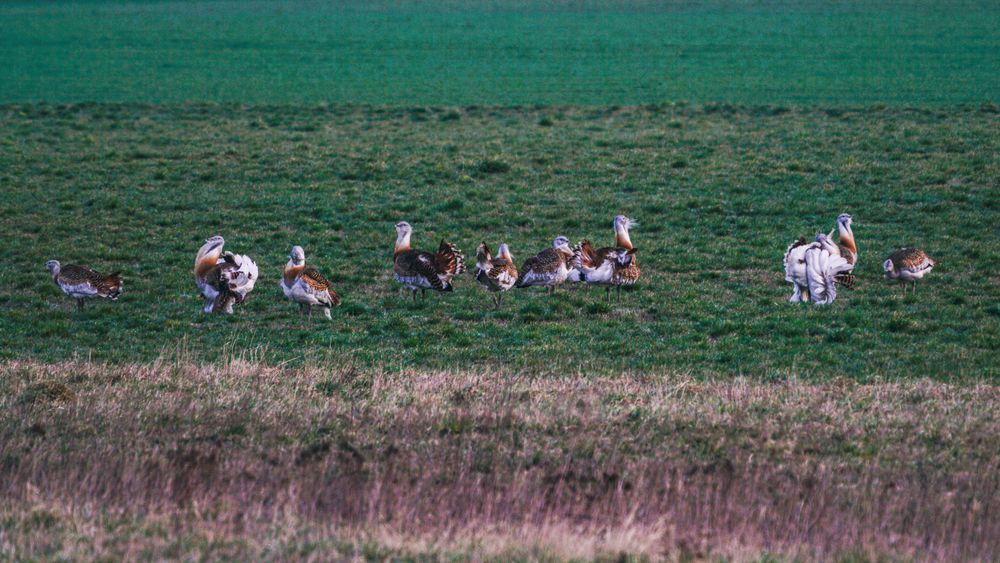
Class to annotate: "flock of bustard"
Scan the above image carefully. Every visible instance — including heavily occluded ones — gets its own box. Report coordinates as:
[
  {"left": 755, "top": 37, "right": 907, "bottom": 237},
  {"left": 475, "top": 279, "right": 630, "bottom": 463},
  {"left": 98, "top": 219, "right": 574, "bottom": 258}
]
[{"left": 45, "top": 213, "right": 937, "bottom": 317}]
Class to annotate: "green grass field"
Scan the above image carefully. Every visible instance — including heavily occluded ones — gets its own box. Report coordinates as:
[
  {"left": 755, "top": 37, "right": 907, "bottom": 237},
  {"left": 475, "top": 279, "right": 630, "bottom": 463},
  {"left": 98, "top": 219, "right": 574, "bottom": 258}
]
[
  {"left": 3, "top": 0, "right": 1000, "bottom": 105},
  {"left": 1, "top": 103, "right": 998, "bottom": 378},
  {"left": 3, "top": 2, "right": 1000, "bottom": 560}
]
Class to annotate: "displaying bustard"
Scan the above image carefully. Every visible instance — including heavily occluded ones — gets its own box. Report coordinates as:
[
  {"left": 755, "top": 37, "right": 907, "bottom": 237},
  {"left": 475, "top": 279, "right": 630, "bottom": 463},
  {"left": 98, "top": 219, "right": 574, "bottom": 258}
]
[
  {"left": 884, "top": 248, "right": 937, "bottom": 293},
  {"left": 784, "top": 213, "right": 856, "bottom": 303},
  {"left": 804, "top": 233, "right": 855, "bottom": 305},
  {"left": 281, "top": 245, "right": 341, "bottom": 319},
  {"left": 392, "top": 221, "right": 465, "bottom": 301},
  {"left": 574, "top": 215, "right": 640, "bottom": 301},
  {"left": 194, "top": 235, "right": 258, "bottom": 314},
  {"left": 784, "top": 236, "right": 813, "bottom": 303},
  {"left": 45, "top": 261, "right": 122, "bottom": 311},
  {"left": 474, "top": 242, "right": 518, "bottom": 309},
  {"left": 515, "top": 236, "right": 575, "bottom": 294}
]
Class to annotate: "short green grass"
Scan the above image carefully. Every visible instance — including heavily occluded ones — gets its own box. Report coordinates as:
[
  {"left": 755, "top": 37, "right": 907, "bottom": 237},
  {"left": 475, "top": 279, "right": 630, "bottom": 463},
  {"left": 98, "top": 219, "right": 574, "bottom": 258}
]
[
  {"left": 2, "top": 0, "right": 1000, "bottom": 105},
  {"left": 1, "top": 103, "right": 997, "bottom": 379}
]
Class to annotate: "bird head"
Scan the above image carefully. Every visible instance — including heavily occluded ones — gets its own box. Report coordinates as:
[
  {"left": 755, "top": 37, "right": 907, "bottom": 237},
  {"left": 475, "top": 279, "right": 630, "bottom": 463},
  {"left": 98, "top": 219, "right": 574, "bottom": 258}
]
[
  {"left": 614, "top": 215, "right": 636, "bottom": 231},
  {"left": 196, "top": 236, "right": 226, "bottom": 263},
  {"left": 395, "top": 221, "right": 412, "bottom": 236},
  {"left": 45, "top": 260, "right": 60, "bottom": 274},
  {"left": 498, "top": 243, "right": 513, "bottom": 262},
  {"left": 883, "top": 258, "right": 896, "bottom": 277},
  {"left": 553, "top": 236, "right": 572, "bottom": 253},
  {"left": 290, "top": 245, "right": 306, "bottom": 264},
  {"left": 837, "top": 214, "right": 853, "bottom": 229},
  {"left": 204, "top": 235, "right": 225, "bottom": 250}
]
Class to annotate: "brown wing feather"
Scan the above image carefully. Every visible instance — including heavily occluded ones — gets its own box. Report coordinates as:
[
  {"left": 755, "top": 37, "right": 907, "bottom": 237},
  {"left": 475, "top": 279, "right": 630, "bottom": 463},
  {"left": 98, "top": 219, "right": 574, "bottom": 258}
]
[
  {"left": 395, "top": 250, "right": 447, "bottom": 290},
  {"left": 574, "top": 240, "right": 598, "bottom": 269},
  {"left": 435, "top": 240, "right": 465, "bottom": 277},
  {"left": 612, "top": 250, "right": 640, "bottom": 286},
  {"left": 517, "top": 248, "right": 566, "bottom": 285},
  {"left": 575, "top": 240, "right": 620, "bottom": 270},
  {"left": 326, "top": 288, "right": 342, "bottom": 306},
  {"left": 594, "top": 246, "right": 617, "bottom": 263},
  {"left": 890, "top": 248, "right": 935, "bottom": 270},
  {"left": 300, "top": 266, "right": 332, "bottom": 291},
  {"left": 488, "top": 257, "right": 517, "bottom": 282},
  {"left": 204, "top": 261, "right": 236, "bottom": 290},
  {"left": 300, "top": 266, "right": 340, "bottom": 306},
  {"left": 60, "top": 264, "right": 123, "bottom": 297},
  {"left": 58, "top": 264, "right": 98, "bottom": 284}
]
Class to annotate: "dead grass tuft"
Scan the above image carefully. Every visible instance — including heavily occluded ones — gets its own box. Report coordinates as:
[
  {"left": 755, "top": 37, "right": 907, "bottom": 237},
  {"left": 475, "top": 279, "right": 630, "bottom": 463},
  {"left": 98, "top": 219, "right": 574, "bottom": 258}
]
[{"left": 1, "top": 359, "right": 998, "bottom": 560}]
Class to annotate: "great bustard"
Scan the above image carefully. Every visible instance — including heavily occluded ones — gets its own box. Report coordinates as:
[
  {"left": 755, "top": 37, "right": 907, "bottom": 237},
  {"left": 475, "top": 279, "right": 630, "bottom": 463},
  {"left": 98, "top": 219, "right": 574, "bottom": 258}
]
[
  {"left": 281, "top": 245, "right": 341, "bottom": 320},
  {"left": 785, "top": 213, "right": 856, "bottom": 303},
  {"left": 574, "top": 215, "right": 640, "bottom": 302},
  {"left": 515, "top": 236, "right": 575, "bottom": 294},
  {"left": 475, "top": 242, "right": 518, "bottom": 309},
  {"left": 45, "top": 261, "right": 122, "bottom": 311},
  {"left": 392, "top": 221, "right": 465, "bottom": 301},
  {"left": 194, "top": 235, "right": 258, "bottom": 314},
  {"left": 884, "top": 248, "right": 937, "bottom": 293}
]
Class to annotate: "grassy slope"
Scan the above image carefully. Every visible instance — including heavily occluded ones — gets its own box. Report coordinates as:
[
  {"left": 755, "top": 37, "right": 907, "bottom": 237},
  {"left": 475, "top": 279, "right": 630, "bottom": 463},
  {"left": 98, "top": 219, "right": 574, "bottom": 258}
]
[
  {"left": 1, "top": 1, "right": 999, "bottom": 105},
  {"left": 2, "top": 360, "right": 998, "bottom": 560},
  {"left": 0, "top": 103, "right": 998, "bottom": 378}
]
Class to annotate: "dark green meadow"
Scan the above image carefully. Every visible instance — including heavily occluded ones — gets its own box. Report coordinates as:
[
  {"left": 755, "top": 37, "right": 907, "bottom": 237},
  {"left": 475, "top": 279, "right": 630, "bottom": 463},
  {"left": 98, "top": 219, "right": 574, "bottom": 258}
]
[
  {"left": 1, "top": 102, "right": 998, "bottom": 379},
  {"left": 3, "top": 1, "right": 1000, "bottom": 106}
]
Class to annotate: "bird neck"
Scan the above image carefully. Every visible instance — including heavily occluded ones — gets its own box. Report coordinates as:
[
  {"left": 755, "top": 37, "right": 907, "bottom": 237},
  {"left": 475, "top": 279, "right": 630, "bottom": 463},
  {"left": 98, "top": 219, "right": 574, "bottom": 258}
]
[
  {"left": 838, "top": 224, "right": 856, "bottom": 255},
  {"left": 195, "top": 247, "right": 223, "bottom": 278},
  {"left": 615, "top": 226, "right": 633, "bottom": 249},
  {"left": 394, "top": 232, "right": 412, "bottom": 256},
  {"left": 284, "top": 261, "right": 304, "bottom": 285}
]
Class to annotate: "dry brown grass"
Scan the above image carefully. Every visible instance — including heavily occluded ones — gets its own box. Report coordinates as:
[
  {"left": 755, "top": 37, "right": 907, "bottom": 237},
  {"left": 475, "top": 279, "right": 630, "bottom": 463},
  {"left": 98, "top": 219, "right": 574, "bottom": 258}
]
[{"left": 1, "top": 358, "right": 998, "bottom": 561}]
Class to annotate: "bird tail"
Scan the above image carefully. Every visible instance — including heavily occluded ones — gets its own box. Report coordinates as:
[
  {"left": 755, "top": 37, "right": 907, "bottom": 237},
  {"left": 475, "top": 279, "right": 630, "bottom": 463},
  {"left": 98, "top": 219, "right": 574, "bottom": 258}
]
[
  {"left": 100, "top": 272, "right": 124, "bottom": 299},
  {"left": 436, "top": 240, "right": 465, "bottom": 286},
  {"left": 326, "top": 289, "right": 342, "bottom": 307},
  {"left": 834, "top": 272, "right": 857, "bottom": 289},
  {"left": 574, "top": 240, "right": 598, "bottom": 272}
]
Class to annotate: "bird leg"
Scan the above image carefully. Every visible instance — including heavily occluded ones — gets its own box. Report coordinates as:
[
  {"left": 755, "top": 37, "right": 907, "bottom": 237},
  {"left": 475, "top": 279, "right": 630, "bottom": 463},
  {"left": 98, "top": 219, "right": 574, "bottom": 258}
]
[
  {"left": 411, "top": 289, "right": 418, "bottom": 302},
  {"left": 616, "top": 285, "right": 622, "bottom": 302},
  {"left": 77, "top": 299, "right": 84, "bottom": 312},
  {"left": 421, "top": 288, "right": 426, "bottom": 300},
  {"left": 307, "top": 304, "right": 313, "bottom": 319},
  {"left": 605, "top": 287, "right": 611, "bottom": 303}
]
